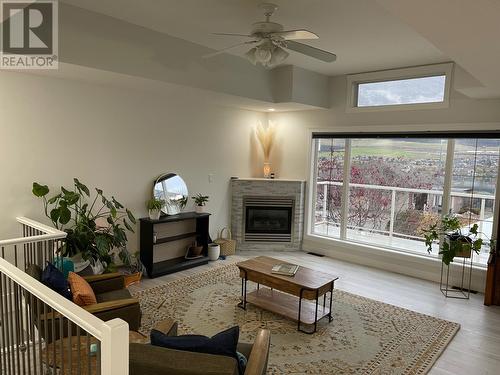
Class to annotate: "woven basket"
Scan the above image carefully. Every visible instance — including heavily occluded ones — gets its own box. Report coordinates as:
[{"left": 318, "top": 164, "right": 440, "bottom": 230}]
[{"left": 214, "top": 227, "right": 236, "bottom": 256}]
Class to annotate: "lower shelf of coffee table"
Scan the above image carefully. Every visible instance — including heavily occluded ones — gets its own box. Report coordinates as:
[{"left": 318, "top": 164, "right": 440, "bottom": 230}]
[{"left": 245, "top": 288, "right": 330, "bottom": 325}]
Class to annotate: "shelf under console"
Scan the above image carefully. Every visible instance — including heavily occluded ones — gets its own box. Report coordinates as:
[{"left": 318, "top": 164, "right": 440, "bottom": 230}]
[{"left": 245, "top": 288, "right": 331, "bottom": 325}]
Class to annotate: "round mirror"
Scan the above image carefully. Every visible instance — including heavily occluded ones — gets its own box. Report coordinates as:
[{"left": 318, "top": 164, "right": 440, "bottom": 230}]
[{"left": 153, "top": 173, "right": 188, "bottom": 215}]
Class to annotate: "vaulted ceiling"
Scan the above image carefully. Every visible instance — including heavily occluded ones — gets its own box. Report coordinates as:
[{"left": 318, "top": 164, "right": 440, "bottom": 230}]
[
  {"left": 55, "top": 0, "right": 500, "bottom": 102},
  {"left": 61, "top": 0, "right": 448, "bottom": 76}
]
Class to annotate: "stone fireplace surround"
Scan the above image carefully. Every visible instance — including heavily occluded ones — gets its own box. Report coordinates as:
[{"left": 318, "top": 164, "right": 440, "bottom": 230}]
[{"left": 231, "top": 178, "right": 306, "bottom": 251}]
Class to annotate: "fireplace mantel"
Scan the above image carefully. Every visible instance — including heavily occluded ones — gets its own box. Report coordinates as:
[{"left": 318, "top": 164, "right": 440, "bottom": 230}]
[{"left": 231, "top": 178, "right": 306, "bottom": 251}]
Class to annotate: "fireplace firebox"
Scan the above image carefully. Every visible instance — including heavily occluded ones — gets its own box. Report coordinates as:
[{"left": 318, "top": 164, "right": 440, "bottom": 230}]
[{"left": 243, "top": 197, "right": 294, "bottom": 242}]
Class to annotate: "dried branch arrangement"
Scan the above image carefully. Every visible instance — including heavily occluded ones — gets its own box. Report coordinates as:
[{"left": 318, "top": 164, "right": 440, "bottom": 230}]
[{"left": 255, "top": 121, "right": 276, "bottom": 161}]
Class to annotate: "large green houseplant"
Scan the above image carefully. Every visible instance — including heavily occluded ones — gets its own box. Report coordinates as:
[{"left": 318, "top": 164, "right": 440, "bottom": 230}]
[
  {"left": 422, "top": 214, "right": 486, "bottom": 265},
  {"left": 33, "top": 178, "right": 136, "bottom": 272}
]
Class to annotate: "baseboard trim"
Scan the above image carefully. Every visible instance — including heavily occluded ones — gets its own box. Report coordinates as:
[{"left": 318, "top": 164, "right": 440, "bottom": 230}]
[{"left": 302, "top": 235, "right": 487, "bottom": 293}]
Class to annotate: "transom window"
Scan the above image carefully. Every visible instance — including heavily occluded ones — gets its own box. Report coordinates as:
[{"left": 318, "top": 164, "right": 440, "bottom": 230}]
[
  {"left": 346, "top": 63, "right": 453, "bottom": 112},
  {"left": 356, "top": 75, "right": 446, "bottom": 107},
  {"left": 310, "top": 133, "right": 500, "bottom": 266}
]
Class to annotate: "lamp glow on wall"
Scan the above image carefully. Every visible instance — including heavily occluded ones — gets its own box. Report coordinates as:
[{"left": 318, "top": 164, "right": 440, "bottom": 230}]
[{"left": 256, "top": 121, "right": 276, "bottom": 178}]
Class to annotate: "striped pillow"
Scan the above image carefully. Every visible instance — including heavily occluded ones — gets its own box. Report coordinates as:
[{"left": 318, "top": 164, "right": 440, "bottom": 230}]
[{"left": 68, "top": 272, "right": 97, "bottom": 306}]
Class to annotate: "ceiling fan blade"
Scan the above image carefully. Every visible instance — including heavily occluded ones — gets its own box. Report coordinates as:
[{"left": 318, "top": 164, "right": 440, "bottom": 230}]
[
  {"left": 285, "top": 40, "right": 336, "bottom": 62},
  {"left": 212, "top": 32, "right": 252, "bottom": 37},
  {"left": 270, "top": 29, "right": 319, "bottom": 40},
  {"left": 203, "top": 40, "right": 258, "bottom": 59}
]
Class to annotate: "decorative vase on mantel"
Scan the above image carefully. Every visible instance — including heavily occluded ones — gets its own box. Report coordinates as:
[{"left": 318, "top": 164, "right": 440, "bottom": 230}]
[{"left": 263, "top": 161, "right": 271, "bottom": 178}]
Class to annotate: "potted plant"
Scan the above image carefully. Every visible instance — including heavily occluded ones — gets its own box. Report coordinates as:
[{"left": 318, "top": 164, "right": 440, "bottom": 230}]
[
  {"left": 422, "top": 214, "right": 486, "bottom": 265},
  {"left": 146, "top": 197, "right": 165, "bottom": 220},
  {"left": 192, "top": 193, "right": 209, "bottom": 213},
  {"left": 118, "top": 248, "right": 145, "bottom": 287},
  {"left": 32, "top": 179, "right": 136, "bottom": 274}
]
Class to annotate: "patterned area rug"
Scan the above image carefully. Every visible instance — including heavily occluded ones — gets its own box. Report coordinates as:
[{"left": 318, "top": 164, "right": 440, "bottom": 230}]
[{"left": 133, "top": 262, "right": 459, "bottom": 374}]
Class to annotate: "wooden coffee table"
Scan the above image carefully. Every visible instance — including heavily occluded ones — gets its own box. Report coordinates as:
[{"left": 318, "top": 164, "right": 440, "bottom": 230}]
[{"left": 237, "top": 256, "right": 339, "bottom": 334}]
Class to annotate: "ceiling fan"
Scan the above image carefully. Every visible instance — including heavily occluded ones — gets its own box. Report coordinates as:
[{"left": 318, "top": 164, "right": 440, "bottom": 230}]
[{"left": 203, "top": 2, "right": 336, "bottom": 68}]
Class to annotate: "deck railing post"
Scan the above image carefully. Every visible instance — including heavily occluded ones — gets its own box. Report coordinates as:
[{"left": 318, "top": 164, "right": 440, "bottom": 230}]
[
  {"left": 389, "top": 189, "right": 396, "bottom": 238},
  {"left": 322, "top": 183, "right": 328, "bottom": 221}
]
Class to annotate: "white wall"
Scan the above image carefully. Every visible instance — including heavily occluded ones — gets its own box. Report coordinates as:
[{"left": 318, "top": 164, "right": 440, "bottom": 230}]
[{"left": 0, "top": 71, "right": 268, "bottom": 250}]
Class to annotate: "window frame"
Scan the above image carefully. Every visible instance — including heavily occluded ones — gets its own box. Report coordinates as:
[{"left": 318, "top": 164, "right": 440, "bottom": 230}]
[
  {"left": 346, "top": 63, "right": 454, "bottom": 113},
  {"left": 306, "top": 131, "right": 500, "bottom": 268}
]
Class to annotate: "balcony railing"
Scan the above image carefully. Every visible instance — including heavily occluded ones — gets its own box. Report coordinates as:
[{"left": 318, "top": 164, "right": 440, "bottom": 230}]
[
  {"left": 0, "top": 217, "right": 129, "bottom": 375},
  {"left": 314, "top": 181, "right": 495, "bottom": 262}
]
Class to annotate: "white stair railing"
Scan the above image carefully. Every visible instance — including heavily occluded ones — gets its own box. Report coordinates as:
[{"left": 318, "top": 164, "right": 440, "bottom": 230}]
[{"left": 0, "top": 217, "right": 129, "bottom": 375}]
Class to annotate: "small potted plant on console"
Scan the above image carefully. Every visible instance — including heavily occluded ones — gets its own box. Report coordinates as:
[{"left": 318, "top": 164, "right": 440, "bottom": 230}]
[
  {"left": 146, "top": 197, "right": 165, "bottom": 220},
  {"left": 192, "top": 193, "right": 209, "bottom": 213}
]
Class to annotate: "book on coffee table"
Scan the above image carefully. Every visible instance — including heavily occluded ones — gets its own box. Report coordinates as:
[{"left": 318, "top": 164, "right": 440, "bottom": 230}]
[{"left": 271, "top": 263, "right": 299, "bottom": 276}]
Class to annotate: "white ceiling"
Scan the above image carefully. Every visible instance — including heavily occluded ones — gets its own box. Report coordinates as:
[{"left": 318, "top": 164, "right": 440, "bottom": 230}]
[
  {"left": 61, "top": 0, "right": 448, "bottom": 76},
  {"left": 376, "top": 0, "right": 500, "bottom": 98}
]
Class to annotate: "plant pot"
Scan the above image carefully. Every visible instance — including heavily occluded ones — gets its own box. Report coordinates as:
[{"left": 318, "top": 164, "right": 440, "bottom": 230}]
[
  {"left": 90, "top": 259, "right": 105, "bottom": 275},
  {"left": 195, "top": 205, "right": 204, "bottom": 214},
  {"left": 447, "top": 234, "right": 473, "bottom": 259},
  {"left": 123, "top": 271, "right": 142, "bottom": 287},
  {"left": 70, "top": 252, "right": 91, "bottom": 274},
  {"left": 149, "top": 209, "right": 161, "bottom": 220},
  {"left": 454, "top": 241, "right": 472, "bottom": 258},
  {"left": 456, "top": 248, "right": 472, "bottom": 258},
  {"left": 186, "top": 245, "right": 203, "bottom": 258},
  {"left": 208, "top": 244, "right": 220, "bottom": 261}
]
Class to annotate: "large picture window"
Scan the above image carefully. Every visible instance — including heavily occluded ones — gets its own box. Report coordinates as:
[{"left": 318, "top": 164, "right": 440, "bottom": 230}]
[{"left": 310, "top": 134, "right": 500, "bottom": 266}]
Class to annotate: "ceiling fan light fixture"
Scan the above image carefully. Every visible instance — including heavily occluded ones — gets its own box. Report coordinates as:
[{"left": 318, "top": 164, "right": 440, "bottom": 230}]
[
  {"left": 245, "top": 47, "right": 258, "bottom": 65},
  {"left": 254, "top": 45, "right": 273, "bottom": 64},
  {"left": 268, "top": 46, "right": 289, "bottom": 67},
  {"left": 208, "top": 2, "right": 336, "bottom": 67}
]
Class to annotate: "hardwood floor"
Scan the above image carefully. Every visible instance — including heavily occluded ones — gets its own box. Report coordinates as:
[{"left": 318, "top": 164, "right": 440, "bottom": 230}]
[{"left": 130, "top": 251, "right": 500, "bottom": 375}]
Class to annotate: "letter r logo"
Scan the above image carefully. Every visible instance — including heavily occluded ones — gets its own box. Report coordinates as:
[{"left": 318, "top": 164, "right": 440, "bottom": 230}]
[{"left": 2, "top": 1, "right": 53, "bottom": 54}]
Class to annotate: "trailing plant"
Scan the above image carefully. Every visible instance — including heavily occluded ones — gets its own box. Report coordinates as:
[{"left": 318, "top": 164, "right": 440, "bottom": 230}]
[
  {"left": 32, "top": 179, "right": 136, "bottom": 271},
  {"left": 146, "top": 197, "right": 165, "bottom": 210},
  {"left": 422, "top": 214, "right": 490, "bottom": 265},
  {"left": 192, "top": 193, "right": 209, "bottom": 206}
]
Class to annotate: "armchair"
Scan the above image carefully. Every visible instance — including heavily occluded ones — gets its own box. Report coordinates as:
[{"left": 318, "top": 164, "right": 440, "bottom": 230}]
[
  {"left": 80, "top": 272, "right": 141, "bottom": 331},
  {"left": 25, "top": 265, "right": 141, "bottom": 343}
]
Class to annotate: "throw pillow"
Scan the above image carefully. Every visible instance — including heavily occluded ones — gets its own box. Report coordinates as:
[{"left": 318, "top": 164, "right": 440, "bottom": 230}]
[
  {"left": 41, "top": 262, "right": 72, "bottom": 300},
  {"left": 68, "top": 271, "right": 97, "bottom": 306},
  {"left": 236, "top": 351, "right": 248, "bottom": 373},
  {"left": 150, "top": 326, "right": 243, "bottom": 374}
]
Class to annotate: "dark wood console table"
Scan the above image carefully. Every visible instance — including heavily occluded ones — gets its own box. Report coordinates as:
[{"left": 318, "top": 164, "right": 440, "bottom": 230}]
[{"left": 140, "top": 212, "right": 210, "bottom": 278}]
